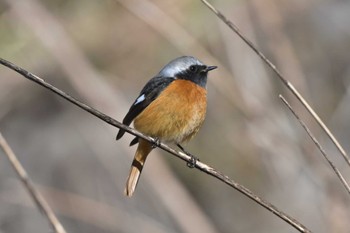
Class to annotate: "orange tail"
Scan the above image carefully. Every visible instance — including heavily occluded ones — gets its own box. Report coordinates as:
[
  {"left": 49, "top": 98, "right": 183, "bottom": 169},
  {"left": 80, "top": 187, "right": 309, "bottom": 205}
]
[{"left": 125, "top": 139, "right": 153, "bottom": 197}]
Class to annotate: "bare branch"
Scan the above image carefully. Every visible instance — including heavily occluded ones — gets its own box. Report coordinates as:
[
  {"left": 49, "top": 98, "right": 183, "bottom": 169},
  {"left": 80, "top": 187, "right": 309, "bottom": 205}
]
[
  {"left": 200, "top": 0, "right": 350, "bottom": 167},
  {"left": 0, "top": 57, "right": 312, "bottom": 233},
  {"left": 3, "top": 1, "right": 218, "bottom": 232},
  {"left": 279, "top": 95, "right": 350, "bottom": 196},
  {"left": 115, "top": 0, "right": 247, "bottom": 114},
  {"left": 0, "top": 132, "right": 67, "bottom": 233}
]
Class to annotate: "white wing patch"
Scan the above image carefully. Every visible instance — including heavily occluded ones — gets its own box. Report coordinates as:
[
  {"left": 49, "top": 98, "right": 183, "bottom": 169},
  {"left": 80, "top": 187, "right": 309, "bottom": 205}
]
[{"left": 134, "top": 94, "right": 145, "bottom": 105}]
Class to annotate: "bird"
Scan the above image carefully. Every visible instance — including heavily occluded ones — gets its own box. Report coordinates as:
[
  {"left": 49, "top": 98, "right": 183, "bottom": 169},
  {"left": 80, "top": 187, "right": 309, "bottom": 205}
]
[{"left": 116, "top": 56, "right": 217, "bottom": 197}]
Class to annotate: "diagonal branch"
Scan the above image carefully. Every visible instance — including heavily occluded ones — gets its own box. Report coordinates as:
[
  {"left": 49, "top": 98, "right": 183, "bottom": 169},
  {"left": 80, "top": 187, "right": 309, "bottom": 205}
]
[
  {"left": 0, "top": 132, "right": 67, "bottom": 233},
  {"left": 0, "top": 57, "right": 311, "bottom": 233},
  {"left": 280, "top": 95, "right": 350, "bottom": 196},
  {"left": 200, "top": 0, "right": 350, "bottom": 167}
]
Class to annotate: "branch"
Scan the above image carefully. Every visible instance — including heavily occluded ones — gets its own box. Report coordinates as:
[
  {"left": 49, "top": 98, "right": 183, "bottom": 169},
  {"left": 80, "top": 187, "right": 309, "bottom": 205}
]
[
  {"left": 0, "top": 57, "right": 312, "bottom": 232},
  {"left": 0, "top": 132, "right": 67, "bottom": 233},
  {"left": 280, "top": 95, "right": 350, "bottom": 196},
  {"left": 200, "top": 0, "right": 350, "bottom": 167}
]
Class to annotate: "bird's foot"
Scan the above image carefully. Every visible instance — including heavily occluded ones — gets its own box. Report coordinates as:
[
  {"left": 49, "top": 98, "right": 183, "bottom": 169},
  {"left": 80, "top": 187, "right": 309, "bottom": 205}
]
[
  {"left": 152, "top": 137, "right": 161, "bottom": 148},
  {"left": 187, "top": 154, "right": 198, "bottom": 168},
  {"left": 177, "top": 143, "right": 199, "bottom": 168}
]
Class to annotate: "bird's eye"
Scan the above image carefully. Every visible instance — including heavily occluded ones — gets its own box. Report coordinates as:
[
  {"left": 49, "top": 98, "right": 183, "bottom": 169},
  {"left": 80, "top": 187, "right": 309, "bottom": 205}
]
[{"left": 189, "top": 65, "right": 197, "bottom": 72}]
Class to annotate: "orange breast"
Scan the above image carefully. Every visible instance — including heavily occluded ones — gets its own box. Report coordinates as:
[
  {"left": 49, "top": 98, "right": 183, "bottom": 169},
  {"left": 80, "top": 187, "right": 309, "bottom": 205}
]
[{"left": 133, "top": 79, "right": 207, "bottom": 143}]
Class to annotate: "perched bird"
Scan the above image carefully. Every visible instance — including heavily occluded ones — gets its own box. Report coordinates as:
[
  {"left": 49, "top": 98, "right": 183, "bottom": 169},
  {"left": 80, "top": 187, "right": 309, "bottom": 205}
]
[{"left": 116, "top": 56, "right": 217, "bottom": 197}]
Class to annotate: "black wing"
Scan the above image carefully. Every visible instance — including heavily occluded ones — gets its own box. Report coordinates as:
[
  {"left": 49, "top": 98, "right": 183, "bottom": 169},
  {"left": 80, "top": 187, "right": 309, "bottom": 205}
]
[{"left": 116, "top": 76, "right": 175, "bottom": 140}]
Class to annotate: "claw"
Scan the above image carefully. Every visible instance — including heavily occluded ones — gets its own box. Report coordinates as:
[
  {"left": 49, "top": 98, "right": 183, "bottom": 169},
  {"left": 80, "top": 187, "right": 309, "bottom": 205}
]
[
  {"left": 152, "top": 137, "right": 161, "bottom": 148},
  {"left": 186, "top": 155, "right": 198, "bottom": 168},
  {"left": 177, "top": 143, "right": 199, "bottom": 169}
]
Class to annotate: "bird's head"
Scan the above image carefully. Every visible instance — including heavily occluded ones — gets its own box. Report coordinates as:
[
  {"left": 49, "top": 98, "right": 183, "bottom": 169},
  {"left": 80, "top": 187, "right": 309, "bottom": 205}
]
[{"left": 158, "top": 56, "right": 217, "bottom": 88}]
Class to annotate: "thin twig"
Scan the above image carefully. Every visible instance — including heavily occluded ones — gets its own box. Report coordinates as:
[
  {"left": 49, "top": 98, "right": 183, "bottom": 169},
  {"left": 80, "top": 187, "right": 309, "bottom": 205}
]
[
  {"left": 0, "top": 132, "right": 67, "bottom": 233},
  {"left": 279, "top": 95, "right": 350, "bottom": 196},
  {"left": 0, "top": 58, "right": 312, "bottom": 232},
  {"left": 4, "top": 1, "right": 218, "bottom": 232},
  {"left": 115, "top": 0, "right": 247, "bottom": 115},
  {"left": 200, "top": 0, "right": 350, "bottom": 167}
]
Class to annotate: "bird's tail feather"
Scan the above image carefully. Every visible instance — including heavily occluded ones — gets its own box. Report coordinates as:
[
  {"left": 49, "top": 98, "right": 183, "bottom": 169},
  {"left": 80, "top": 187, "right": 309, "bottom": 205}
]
[{"left": 124, "top": 139, "right": 152, "bottom": 197}]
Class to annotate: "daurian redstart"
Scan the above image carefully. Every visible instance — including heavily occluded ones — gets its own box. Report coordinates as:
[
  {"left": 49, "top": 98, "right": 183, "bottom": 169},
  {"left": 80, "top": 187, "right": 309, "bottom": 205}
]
[{"left": 117, "top": 56, "right": 217, "bottom": 196}]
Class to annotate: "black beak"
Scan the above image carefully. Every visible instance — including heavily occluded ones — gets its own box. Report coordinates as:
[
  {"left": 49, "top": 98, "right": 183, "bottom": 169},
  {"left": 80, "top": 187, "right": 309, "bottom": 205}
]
[{"left": 204, "top": 65, "right": 217, "bottom": 72}]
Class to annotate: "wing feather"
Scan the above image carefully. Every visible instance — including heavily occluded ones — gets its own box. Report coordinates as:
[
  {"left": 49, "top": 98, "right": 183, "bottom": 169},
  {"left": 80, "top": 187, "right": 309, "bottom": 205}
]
[{"left": 116, "top": 76, "right": 174, "bottom": 140}]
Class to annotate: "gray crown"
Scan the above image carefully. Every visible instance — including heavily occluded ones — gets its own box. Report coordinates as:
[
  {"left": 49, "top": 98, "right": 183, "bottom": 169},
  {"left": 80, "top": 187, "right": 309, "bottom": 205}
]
[{"left": 158, "top": 56, "right": 204, "bottom": 77}]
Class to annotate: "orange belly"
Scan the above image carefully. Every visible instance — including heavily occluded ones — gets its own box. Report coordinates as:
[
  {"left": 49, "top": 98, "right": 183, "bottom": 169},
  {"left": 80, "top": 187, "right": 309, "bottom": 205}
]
[{"left": 133, "top": 79, "right": 207, "bottom": 143}]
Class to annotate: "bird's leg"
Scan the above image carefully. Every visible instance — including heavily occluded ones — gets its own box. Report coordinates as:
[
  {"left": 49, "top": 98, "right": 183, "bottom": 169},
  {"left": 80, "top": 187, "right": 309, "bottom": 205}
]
[
  {"left": 176, "top": 143, "right": 199, "bottom": 168},
  {"left": 152, "top": 137, "right": 161, "bottom": 148}
]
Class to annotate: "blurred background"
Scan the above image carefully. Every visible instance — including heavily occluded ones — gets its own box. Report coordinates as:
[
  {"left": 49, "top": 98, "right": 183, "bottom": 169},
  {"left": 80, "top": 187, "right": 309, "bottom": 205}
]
[{"left": 1, "top": 0, "right": 350, "bottom": 232}]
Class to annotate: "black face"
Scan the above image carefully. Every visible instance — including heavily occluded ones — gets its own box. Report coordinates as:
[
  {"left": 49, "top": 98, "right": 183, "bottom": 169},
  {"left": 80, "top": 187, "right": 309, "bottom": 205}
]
[{"left": 177, "top": 65, "right": 216, "bottom": 88}]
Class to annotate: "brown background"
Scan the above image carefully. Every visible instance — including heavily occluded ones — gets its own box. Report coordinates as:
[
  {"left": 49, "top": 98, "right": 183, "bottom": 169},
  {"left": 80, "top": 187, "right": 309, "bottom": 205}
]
[{"left": 1, "top": 0, "right": 350, "bottom": 232}]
